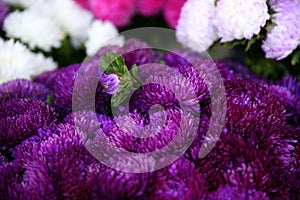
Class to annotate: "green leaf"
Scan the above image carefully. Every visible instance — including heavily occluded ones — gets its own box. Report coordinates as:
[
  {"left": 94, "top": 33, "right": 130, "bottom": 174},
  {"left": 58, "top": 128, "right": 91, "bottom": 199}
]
[
  {"left": 291, "top": 48, "right": 300, "bottom": 66},
  {"left": 46, "top": 94, "right": 53, "bottom": 104},
  {"left": 245, "top": 37, "right": 257, "bottom": 52}
]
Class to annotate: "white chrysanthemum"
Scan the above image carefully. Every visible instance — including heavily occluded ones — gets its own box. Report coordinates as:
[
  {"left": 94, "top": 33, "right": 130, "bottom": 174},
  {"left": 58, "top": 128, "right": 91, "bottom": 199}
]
[
  {"left": 85, "top": 20, "right": 125, "bottom": 56},
  {"left": 4, "top": 9, "right": 63, "bottom": 51},
  {"left": 51, "top": 0, "right": 93, "bottom": 44},
  {"left": 214, "top": 0, "right": 269, "bottom": 42},
  {"left": 176, "top": 0, "right": 218, "bottom": 53},
  {"left": 0, "top": 38, "right": 57, "bottom": 84},
  {"left": 262, "top": 0, "right": 300, "bottom": 60}
]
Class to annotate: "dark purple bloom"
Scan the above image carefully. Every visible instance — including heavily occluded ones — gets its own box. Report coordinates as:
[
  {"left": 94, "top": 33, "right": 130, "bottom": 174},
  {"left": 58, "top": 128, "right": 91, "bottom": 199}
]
[
  {"left": 0, "top": 79, "right": 51, "bottom": 104},
  {"left": 0, "top": 0, "right": 8, "bottom": 27},
  {"left": 225, "top": 80, "right": 286, "bottom": 133},
  {"left": 147, "top": 157, "right": 207, "bottom": 200},
  {"left": 197, "top": 124, "right": 299, "bottom": 199},
  {"left": 206, "top": 185, "right": 269, "bottom": 200},
  {"left": 0, "top": 99, "right": 57, "bottom": 148}
]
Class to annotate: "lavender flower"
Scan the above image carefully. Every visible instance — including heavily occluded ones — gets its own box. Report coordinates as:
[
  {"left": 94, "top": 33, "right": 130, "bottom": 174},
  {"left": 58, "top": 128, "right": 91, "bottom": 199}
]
[
  {"left": 0, "top": 79, "right": 51, "bottom": 104},
  {"left": 262, "top": 0, "right": 300, "bottom": 60},
  {"left": 0, "top": 99, "right": 57, "bottom": 148},
  {"left": 0, "top": 0, "right": 8, "bottom": 27}
]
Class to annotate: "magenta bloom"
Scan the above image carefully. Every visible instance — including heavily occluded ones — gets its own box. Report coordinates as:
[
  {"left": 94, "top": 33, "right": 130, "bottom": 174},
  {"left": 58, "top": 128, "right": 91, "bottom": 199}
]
[
  {"left": 88, "top": 0, "right": 136, "bottom": 27},
  {"left": 74, "top": 0, "right": 89, "bottom": 9},
  {"left": 137, "top": 0, "right": 167, "bottom": 16},
  {"left": 163, "top": 0, "right": 187, "bottom": 29}
]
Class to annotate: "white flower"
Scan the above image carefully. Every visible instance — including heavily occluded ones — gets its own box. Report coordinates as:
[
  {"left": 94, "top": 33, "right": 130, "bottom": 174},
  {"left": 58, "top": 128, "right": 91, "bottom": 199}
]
[
  {"left": 85, "top": 20, "right": 125, "bottom": 56},
  {"left": 214, "top": 0, "right": 269, "bottom": 42},
  {"left": 262, "top": 0, "right": 300, "bottom": 60},
  {"left": 176, "top": 0, "right": 218, "bottom": 53},
  {"left": 0, "top": 38, "right": 57, "bottom": 84},
  {"left": 51, "top": 0, "right": 93, "bottom": 44},
  {"left": 4, "top": 9, "right": 63, "bottom": 51}
]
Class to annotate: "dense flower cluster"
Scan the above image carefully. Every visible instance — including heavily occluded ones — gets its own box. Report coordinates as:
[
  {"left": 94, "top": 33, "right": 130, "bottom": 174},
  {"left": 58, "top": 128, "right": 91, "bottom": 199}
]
[
  {"left": 0, "top": 39, "right": 299, "bottom": 199},
  {"left": 176, "top": 0, "right": 300, "bottom": 60}
]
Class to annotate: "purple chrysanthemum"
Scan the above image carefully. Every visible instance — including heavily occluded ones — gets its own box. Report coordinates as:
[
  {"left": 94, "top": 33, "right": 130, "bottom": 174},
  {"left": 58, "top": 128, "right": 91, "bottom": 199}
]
[
  {"left": 10, "top": 123, "right": 98, "bottom": 199},
  {"left": 34, "top": 64, "right": 78, "bottom": 90},
  {"left": 0, "top": 79, "right": 51, "bottom": 104},
  {"left": 225, "top": 80, "right": 286, "bottom": 133},
  {"left": 206, "top": 185, "right": 269, "bottom": 200},
  {"left": 52, "top": 63, "right": 110, "bottom": 117},
  {"left": 147, "top": 157, "right": 207, "bottom": 200},
  {"left": 0, "top": 99, "right": 57, "bottom": 148},
  {"left": 0, "top": 0, "right": 8, "bottom": 27},
  {"left": 86, "top": 162, "right": 152, "bottom": 199},
  {"left": 197, "top": 124, "right": 298, "bottom": 199}
]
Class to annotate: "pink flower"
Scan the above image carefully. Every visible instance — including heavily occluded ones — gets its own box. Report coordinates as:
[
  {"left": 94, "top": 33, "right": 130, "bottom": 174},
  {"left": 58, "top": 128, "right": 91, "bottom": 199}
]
[
  {"left": 137, "top": 0, "right": 167, "bottom": 16},
  {"left": 88, "top": 0, "right": 136, "bottom": 27},
  {"left": 163, "top": 0, "right": 187, "bottom": 29},
  {"left": 74, "top": 0, "right": 89, "bottom": 9}
]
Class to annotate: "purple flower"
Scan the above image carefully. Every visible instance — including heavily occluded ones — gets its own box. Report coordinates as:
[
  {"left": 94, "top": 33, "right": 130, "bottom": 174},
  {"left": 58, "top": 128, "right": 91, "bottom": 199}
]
[
  {"left": 0, "top": 0, "right": 8, "bottom": 27},
  {"left": 86, "top": 163, "right": 151, "bottom": 199},
  {"left": 147, "top": 157, "right": 207, "bottom": 200},
  {"left": 11, "top": 123, "right": 98, "bottom": 199},
  {"left": 206, "top": 185, "right": 269, "bottom": 200},
  {"left": 52, "top": 63, "right": 110, "bottom": 117},
  {"left": 34, "top": 64, "right": 79, "bottom": 90},
  {"left": 0, "top": 79, "right": 51, "bottom": 104},
  {"left": 0, "top": 99, "right": 57, "bottom": 148},
  {"left": 225, "top": 80, "right": 286, "bottom": 133},
  {"left": 197, "top": 124, "right": 299, "bottom": 199},
  {"left": 100, "top": 73, "right": 119, "bottom": 94}
]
